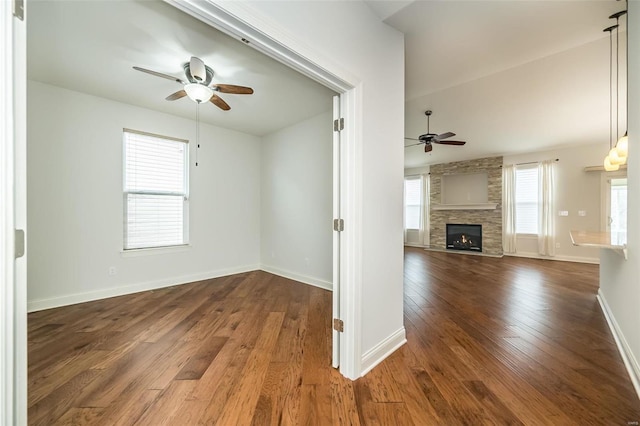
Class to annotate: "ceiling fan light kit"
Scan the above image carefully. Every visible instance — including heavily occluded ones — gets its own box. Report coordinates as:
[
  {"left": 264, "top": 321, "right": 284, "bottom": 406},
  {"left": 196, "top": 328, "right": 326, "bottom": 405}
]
[{"left": 184, "top": 83, "right": 214, "bottom": 103}]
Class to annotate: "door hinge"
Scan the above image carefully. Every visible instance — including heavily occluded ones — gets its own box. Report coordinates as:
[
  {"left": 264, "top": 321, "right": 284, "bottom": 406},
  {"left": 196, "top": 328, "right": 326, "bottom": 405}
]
[
  {"left": 333, "top": 318, "right": 344, "bottom": 332},
  {"left": 333, "top": 218, "right": 344, "bottom": 232},
  {"left": 15, "top": 229, "right": 25, "bottom": 259},
  {"left": 333, "top": 118, "right": 344, "bottom": 132},
  {"left": 13, "top": 0, "right": 24, "bottom": 20}
]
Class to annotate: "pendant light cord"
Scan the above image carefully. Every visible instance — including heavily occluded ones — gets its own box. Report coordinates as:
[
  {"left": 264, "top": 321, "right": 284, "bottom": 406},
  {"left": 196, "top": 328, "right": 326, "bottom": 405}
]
[
  {"left": 609, "top": 28, "right": 613, "bottom": 150},
  {"left": 616, "top": 19, "right": 619, "bottom": 142}
]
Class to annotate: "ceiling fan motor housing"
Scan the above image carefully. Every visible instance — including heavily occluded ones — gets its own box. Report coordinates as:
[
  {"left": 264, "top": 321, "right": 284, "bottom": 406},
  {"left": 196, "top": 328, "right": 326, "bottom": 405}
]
[{"left": 183, "top": 63, "right": 214, "bottom": 86}]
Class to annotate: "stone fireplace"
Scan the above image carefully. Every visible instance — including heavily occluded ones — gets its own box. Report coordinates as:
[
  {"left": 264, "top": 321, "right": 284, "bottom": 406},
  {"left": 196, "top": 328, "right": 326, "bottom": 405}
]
[{"left": 429, "top": 156, "right": 503, "bottom": 256}]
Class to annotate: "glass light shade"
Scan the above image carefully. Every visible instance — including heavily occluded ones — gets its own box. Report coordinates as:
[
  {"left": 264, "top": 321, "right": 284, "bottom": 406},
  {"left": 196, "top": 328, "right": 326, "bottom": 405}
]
[
  {"left": 608, "top": 148, "right": 623, "bottom": 165},
  {"left": 604, "top": 155, "right": 619, "bottom": 171},
  {"left": 617, "top": 153, "right": 627, "bottom": 165},
  {"left": 184, "top": 83, "right": 213, "bottom": 103},
  {"left": 616, "top": 133, "right": 628, "bottom": 158}
]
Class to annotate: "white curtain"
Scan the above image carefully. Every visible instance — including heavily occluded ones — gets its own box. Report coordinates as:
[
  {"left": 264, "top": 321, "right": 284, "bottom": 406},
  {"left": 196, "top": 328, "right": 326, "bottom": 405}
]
[
  {"left": 403, "top": 174, "right": 430, "bottom": 247},
  {"left": 538, "top": 160, "right": 556, "bottom": 256},
  {"left": 502, "top": 164, "right": 517, "bottom": 253},
  {"left": 422, "top": 175, "right": 430, "bottom": 246}
]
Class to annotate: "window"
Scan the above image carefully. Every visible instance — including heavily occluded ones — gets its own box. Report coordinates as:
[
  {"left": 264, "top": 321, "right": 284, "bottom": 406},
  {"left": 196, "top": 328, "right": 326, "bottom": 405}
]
[
  {"left": 515, "top": 166, "right": 538, "bottom": 234},
  {"left": 609, "top": 178, "right": 627, "bottom": 244},
  {"left": 123, "top": 130, "right": 188, "bottom": 250},
  {"left": 404, "top": 177, "right": 422, "bottom": 230}
]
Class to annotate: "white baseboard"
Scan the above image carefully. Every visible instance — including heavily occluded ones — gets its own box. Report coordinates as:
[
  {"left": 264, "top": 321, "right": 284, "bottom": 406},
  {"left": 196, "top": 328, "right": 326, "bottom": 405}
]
[
  {"left": 597, "top": 290, "right": 640, "bottom": 399},
  {"left": 360, "top": 327, "right": 406, "bottom": 377},
  {"left": 27, "top": 264, "right": 260, "bottom": 312},
  {"left": 504, "top": 251, "right": 599, "bottom": 264},
  {"left": 259, "top": 265, "right": 332, "bottom": 291},
  {"left": 404, "top": 243, "right": 428, "bottom": 248}
]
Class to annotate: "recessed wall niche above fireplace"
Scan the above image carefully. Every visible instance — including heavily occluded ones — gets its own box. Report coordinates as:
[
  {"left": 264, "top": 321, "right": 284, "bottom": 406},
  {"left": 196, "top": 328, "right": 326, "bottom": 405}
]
[{"left": 446, "top": 224, "right": 482, "bottom": 252}]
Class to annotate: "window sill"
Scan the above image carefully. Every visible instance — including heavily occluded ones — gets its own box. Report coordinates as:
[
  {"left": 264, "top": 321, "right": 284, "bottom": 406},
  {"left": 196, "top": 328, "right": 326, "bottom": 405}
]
[{"left": 121, "top": 244, "right": 191, "bottom": 258}]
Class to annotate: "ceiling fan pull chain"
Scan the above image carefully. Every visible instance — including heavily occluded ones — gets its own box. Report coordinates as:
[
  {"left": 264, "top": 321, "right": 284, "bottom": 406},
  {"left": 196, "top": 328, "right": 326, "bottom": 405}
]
[{"left": 195, "top": 102, "right": 200, "bottom": 167}]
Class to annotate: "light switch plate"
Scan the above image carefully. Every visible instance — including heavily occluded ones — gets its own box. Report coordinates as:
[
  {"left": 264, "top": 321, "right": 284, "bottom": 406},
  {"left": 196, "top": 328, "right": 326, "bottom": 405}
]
[{"left": 559, "top": 211, "right": 569, "bottom": 216}]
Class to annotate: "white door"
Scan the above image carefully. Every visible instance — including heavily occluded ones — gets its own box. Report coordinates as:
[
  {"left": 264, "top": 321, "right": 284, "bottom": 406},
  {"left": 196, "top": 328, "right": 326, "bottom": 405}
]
[
  {"left": 332, "top": 95, "right": 342, "bottom": 368},
  {"left": 1, "top": 0, "right": 27, "bottom": 423}
]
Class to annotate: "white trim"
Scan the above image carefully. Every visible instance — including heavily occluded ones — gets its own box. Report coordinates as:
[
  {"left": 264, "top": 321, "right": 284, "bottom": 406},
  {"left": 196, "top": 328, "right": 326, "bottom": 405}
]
[
  {"left": 504, "top": 252, "right": 599, "bottom": 265},
  {"left": 360, "top": 327, "right": 406, "bottom": 377},
  {"left": 1, "top": 0, "right": 16, "bottom": 421},
  {"left": 597, "top": 290, "right": 640, "bottom": 399},
  {"left": 260, "top": 265, "right": 332, "bottom": 291},
  {"left": 404, "top": 243, "right": 429, "bottom": 249},
  {"left": 27, "top": 264, "right": 260, "bottom": 313},
  {"left": 120, "top": 244, "right": 191, "bottom": 257}
]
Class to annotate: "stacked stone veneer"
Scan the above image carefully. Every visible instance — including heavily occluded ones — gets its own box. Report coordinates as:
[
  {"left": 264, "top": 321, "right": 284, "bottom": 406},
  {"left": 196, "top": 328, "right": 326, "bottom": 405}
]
[{"left": 429, "top": 156, "right": 503, "bottom": 256}]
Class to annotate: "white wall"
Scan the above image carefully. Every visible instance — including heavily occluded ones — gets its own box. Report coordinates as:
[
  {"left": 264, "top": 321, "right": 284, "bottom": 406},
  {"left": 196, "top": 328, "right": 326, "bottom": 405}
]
[
  {"left": 220, "top": 0, "right": 406, "bottom": 371},
  {"left": 405, "top": 35, "right": 620, "bottom": 168},
  {"left": 599, "top": 2, "right": 640, "bottom": 396},
  {"left": 261, "top": 111, "right": 333, "bottom": 289},
  {"left": 27, "top": 81, "right": 262, "bottom": 310},
  {"left": 504, "top": 143, "right": 609, "bottom": 263}
]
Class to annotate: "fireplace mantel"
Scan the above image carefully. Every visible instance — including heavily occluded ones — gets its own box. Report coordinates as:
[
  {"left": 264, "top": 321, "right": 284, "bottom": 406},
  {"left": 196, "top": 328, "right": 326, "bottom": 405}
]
[{"left": 432, "top": 203, "right": 498, "bottom": 211}]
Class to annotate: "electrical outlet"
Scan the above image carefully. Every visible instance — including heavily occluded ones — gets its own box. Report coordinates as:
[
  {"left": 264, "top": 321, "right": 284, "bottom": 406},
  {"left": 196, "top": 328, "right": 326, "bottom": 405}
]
[
  {"left": 559, "top": 211, "right": 569, "bottom": 217},
  {"left": 555, "top": 243, "right": 561, "bottom": 249},
  {"left": 305, "top": 257, "right": 310, "bottom": 266},
  {"left": 578, "top": 210, "right": 587, "bottom": 217},
  {"left": 108, "top": 266, "right": 117, "bottom": 276}
]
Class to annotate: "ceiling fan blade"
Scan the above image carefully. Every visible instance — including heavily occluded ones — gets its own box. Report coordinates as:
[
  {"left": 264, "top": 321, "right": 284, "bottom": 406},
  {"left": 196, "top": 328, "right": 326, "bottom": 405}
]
[
  {"left": 404, "top": 137, "right": 420, "bottom": 141},
  {"left": 210, "top": 94, "right": 230, "bottom": 111},
  {"left": 215, "top": 84, "right": 254, "bottom": 95},
  {"left": 433, "top": 132, "right": 455, "bottom": 140},
  {"left": 425, "top": 144, "right": 433, "bottom": 153},
  {"left": 405, "top": 142, "right": 423, "bottom": 147},
  {"left": 434, "top": 140, "right": 466, "bottom": 146},
  {"left": 190, "top": 56, "right": 207, "bottom": 82},
  {"left": 166, "top": 90, "right": 187, "bottom": 101},
  {"left": 133, "top": 66, "right": 185, "bottom": 84}
]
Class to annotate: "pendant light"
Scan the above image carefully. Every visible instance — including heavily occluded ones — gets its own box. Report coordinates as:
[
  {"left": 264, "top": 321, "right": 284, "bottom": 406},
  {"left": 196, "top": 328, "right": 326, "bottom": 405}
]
[
  {"left": 603, "top": 24, "right": 619, "bottom": 171},
  {"left": 613, "top": 7, "right": 629, "bottom": 159},
  {"left": 612, "top": 9, "right": 628, "bottom": 164}
]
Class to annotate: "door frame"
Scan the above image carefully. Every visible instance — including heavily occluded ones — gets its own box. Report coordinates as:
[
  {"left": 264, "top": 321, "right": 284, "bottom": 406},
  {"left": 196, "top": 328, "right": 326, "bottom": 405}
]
[
  {"left": 165, "top": 0, "right": 363, "bottom": 379},
  {"left": 1, "top": 0, "right": 27, "bottom": 423}
]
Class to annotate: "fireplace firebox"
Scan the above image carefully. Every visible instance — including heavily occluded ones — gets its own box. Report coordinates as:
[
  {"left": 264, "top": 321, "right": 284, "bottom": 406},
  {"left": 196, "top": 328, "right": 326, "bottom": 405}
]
[{"left": 446, "top": 224, "right": 482, "bottom": 252}]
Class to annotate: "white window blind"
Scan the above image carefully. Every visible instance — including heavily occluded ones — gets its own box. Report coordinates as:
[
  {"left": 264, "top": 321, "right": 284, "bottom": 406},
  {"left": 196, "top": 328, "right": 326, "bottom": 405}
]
[
  {"left": 515, "top": 166, "right": 538, "bottom": 234},
  {"left": 123, "top": 130, "right": 188, "bottom": 250},
  {"left": 404, "top": 177, "right": 422, "bottom": 230}
]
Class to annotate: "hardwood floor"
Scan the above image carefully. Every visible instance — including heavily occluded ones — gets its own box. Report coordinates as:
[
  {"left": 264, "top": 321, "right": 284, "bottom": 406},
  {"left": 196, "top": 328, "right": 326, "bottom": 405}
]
[{"left": 28, "top": 249, "right": 640, "bottom": 425}]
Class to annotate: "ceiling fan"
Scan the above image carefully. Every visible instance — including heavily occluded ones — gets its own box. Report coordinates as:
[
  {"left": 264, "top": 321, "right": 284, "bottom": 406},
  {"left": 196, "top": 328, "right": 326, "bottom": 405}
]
[
  {"left": 133, "top": 56, "right": 253, "bottom": 111},
  {"left": 405, "top": 110, "right": 466, "bottom": 153}
]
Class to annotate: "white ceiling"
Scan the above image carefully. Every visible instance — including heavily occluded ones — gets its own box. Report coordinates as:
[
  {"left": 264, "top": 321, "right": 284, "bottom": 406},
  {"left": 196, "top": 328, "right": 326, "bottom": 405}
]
[
  {"left": 365, "top": 0, "right": 627, "bottom": 168},
  {"left": 28, "top": 0, "right": 628, "bottom": 167},
  {"left": 27, "top": 0, "right": 336, "bottom": 137}
]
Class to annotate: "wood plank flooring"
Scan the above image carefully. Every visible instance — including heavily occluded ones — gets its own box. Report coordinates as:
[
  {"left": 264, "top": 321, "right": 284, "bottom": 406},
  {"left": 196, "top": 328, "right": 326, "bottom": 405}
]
[{"left": 28, "top": 248, "right": 640, "bottom": 425}]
